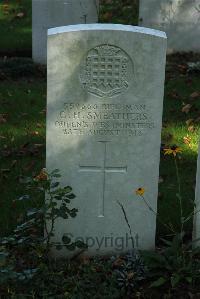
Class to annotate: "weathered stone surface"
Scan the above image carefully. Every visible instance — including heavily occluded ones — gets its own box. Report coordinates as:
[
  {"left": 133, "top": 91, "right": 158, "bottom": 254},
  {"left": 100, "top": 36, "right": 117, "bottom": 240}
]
[
  {"left": 46, "top": 24, "right": 167, "bottom": 255},
  {"left": 32, "top": 0, "right": 99, "bottom": 64},
  {"left": 139, "top": 0, "right": 200, "bottom": 53}
]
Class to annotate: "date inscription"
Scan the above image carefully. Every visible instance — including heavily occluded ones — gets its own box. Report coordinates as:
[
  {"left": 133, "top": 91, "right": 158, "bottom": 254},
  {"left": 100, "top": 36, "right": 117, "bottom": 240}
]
[{"left": 55, "top": 102, "right": 155, "bottom": 137}]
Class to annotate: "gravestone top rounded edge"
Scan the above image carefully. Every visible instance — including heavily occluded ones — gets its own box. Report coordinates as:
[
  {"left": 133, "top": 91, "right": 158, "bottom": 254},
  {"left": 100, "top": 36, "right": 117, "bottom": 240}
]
[{"left": 48, "top": 23, "right": 167, "bottom": 39}]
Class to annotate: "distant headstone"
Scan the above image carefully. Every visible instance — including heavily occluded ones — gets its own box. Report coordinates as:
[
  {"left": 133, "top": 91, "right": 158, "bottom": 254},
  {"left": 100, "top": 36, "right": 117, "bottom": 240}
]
[
  {"left": 46, "top": 24, "right": 167, "bottom": 255},
  {"left": 139, "top": 0, "right": 200, "bottom": 53},
  {"left": 193, "top": 142, "right": 200, "bottom": 245},
  {"left": 32, "top": 0, "right": 99, "bottom": 64}
]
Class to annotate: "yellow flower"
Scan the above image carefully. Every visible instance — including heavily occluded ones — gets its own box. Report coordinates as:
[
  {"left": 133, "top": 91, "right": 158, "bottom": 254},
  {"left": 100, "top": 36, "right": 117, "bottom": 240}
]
[
  {"left": 135, "top": 187, "right": 145, "bottom": 196},
  {"left": 35, "top": 169, "right": 48, "bottom": 181},
  {"left": 163, "top": 145, "right": 182, "bottom": 157}
]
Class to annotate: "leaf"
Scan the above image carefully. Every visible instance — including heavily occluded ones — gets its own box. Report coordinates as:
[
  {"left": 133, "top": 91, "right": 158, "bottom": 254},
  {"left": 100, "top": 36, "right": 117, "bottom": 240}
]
[
  {"left": 195, "top": 116, "right": 200, "bottom": 123},
  {"left": 113, "top": 257, "right": 124, "bottom": 267},
  {"left": 30, "top": 131, "right": 39, "bottom": 136},
  {"left": 69, "top": 208, "right": 78, "bottom": 217},
  {"left": 52, "top": 173, "right": 61, "bottom": 178},
  {"left": 190, "top": 91, "right": 200, "bottom": 99},
  {"left": 21, "top": 142, "right": 30, "bottom": 148},
  {"left": 141, "top": 251, "right": 167, "bottom": 268},
  {"left": 0, "top": 253, "right": 7, "bottom": 267},
  {"left": 178, "top": 64, "right": 187, "bottom": 71},
  {"left": 2, "top": 4, "right": 9, "bottom": 15},
  {"left": 150, "top": 277, "right": 167, "bottom": 288},
  {"left": 171, "top": 233, "right": 184, "bottom": 252},
  {"left": 34, "top": 143, "right": 44, "bottom": 148},
  {"left": 11, "top": 160, "right": 17, "bottom": 168},
  {"left": 19, "top": 176, "right": 32, "bottom": 184},
  {"left": 185, "top": 119, "right": 193, "bottom": 126},
  {"left": 183, "top": 135, "right": 192, "bottom": 147},
  {"left": 23, "top": 161, "right": 35, "bottom": 172},
  {"left": 39, "top": 109, "right": 46, "bottom": 114},
  {"left": 171, "top": 274, "right": 181, "bottom": 287},
  {"left": 182, "top": 214, "right": 193, "bottom": 223},
  {"left": 185, "top": 276, "right": 192, "bottom": 283},
  {"left": 20, "top": 112, "right": 28, "bottom": 117},
  {"left": 159, "top": 176, "right": 164, "bottom": 183},
  {"left": 170, "top": 91, "right": 179, "bottom": 99},
  {"left": 0, "top": 115, "right": 7, "bottom": 124},
  {"left": 51, "top": 182, "right": 60, "bottom": 188},
  {"left": 16, "top": 12, "right": 25, "bottom": 18},
  {"left": 182, "top": 104, "right": 192, "bottom": 113},
  {"left": 1, "top": 168, "right": 10, "bottom": 173},
  {"left": 64, "top": 186, "right": 72, "bottom": 193},
  {"left": 162, "top": 132, "right": 173, "bottom": 143},
  {"left": 51, "top": 169, "right": 60, "bottom": 174},
  {"left": 67, "top": 193, "right": 76, "bottom": 199},
  {"left": 188, "top": 125, "right": 195, "bottom": 133},
  {"left": 16, "top": 195, "right": 30, "bottom": 201},
  {"left": 63, "top": 198, "right": 70, "bottom": 204},
  {"left": 160, "top": 238, "right": 173, "bottom": 247},
  {"left": 36, "top": 123, "right": 42, "bottom": 128},
  {"left": 102, "top": 12, "right": 113, "bottom": 21}
]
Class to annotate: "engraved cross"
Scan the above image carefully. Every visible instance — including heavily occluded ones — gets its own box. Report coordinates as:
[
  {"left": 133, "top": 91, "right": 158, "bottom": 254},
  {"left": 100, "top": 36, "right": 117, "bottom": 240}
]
[{"left": 79, "top": 141, "right": 127, "bottom": 217}]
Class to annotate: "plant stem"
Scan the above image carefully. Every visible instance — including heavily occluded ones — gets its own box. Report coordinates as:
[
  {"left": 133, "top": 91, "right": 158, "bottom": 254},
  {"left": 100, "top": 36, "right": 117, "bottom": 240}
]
[
  {"left": 116, "top": 200, "right": 135, "bottom": 249},
  {"left": 141, "top": 195, "right": 175, "bottom": 233},
  {"left": 44, "top": 186, "right": 56, "bottom": 253},
  {"left": 174, "top": 156, "right": 186, "bottom": 265},
  {"left": 174, "top": 157, "right": 184, "bottom": 235}
]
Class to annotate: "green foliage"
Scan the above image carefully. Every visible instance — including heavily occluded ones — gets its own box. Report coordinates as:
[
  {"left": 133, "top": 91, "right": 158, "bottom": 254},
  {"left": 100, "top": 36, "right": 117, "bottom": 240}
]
[
  {"left": 140, "top": 146, "right": 200, "bottom": 294},
  {"left": 0, "top": 169, "right": 86, "bottom": 289},
  {"left": 66, "top": 257, "right": 120, "bottom": 299},
  {"left": 142, "top": 233, "right": 200, "bottom": 290},
  {"left": 99, "top": 0, "right": 139, "bottom": 25},
  {"left": 113, "top": 250, "right": 146, "bottom": 295}
]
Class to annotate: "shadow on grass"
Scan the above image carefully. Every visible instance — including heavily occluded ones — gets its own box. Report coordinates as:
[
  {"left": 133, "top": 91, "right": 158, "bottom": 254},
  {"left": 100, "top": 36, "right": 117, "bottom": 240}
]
[
  {"left": 0, "top": 79, "right": 46, "bottom": 236},
  {"left": 0, "top": 57, "right": 46, "bottom": 79}
]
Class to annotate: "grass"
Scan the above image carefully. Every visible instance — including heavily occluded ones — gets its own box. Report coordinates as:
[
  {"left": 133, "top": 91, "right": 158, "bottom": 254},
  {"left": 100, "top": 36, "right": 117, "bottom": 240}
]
[
  {"left": 0, "top": 67, "right": 46, "bottom": 235},
  {"left": 0, "top": 0, "right": 32, "bottom": 56},
  {"left": 158, "top": 61, "right": 200, "bottom": 237}
]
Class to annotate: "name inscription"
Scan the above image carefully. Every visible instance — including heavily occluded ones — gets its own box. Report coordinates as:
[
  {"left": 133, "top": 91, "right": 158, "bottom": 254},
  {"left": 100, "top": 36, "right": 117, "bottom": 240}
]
[{"left": 55, "top": 102, "right": 155, "bottom": 137}]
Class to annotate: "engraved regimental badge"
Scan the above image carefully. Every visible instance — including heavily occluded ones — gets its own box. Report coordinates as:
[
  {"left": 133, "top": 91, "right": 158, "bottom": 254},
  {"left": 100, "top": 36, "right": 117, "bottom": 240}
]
[{"left": 80, "top": 44, "right": 133, "bottom": 98}]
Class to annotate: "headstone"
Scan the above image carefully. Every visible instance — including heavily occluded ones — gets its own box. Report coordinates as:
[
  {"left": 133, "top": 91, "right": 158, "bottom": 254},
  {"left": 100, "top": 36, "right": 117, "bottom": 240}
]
[
  {"left": 47, "top": 24, "right": 167, "bottom": 256},
  {"left": 32, "top": 0, "right": 99, "bottom": 64},
  {"left": 139, "top": 0, "right": 200, "bottom": 53},
  {"left": 193, "top": 142, "right": 200, "bottom": 245}
]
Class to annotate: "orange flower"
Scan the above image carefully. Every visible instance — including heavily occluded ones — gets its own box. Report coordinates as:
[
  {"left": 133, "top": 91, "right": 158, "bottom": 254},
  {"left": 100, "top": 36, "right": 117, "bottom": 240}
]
[
  {"left": 135, "top": 187, "right": 145, "bottom": 196},
  {"left": 35, "top": 169, "right": 48, "bottom": 181},
  {"left": 163, "top": 145, "right": 182, "bottom": 157}
]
